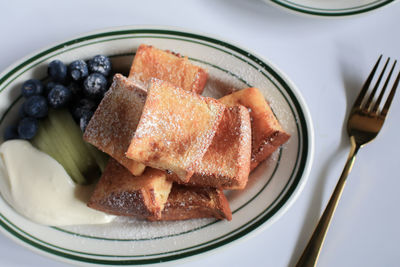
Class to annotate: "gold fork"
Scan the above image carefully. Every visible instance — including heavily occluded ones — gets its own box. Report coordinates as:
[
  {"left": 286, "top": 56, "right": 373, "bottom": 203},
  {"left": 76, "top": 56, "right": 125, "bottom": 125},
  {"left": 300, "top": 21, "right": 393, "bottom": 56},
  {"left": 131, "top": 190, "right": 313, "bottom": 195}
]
[{"left": 296, "top": 55, "right": 400, "bottom": 267}]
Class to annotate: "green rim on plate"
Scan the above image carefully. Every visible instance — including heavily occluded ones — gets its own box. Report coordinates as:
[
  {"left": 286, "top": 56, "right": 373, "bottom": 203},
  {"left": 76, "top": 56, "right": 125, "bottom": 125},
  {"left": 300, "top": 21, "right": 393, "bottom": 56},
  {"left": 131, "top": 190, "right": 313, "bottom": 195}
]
[
  {"left": 270, "top": 0, "right": 395, "bottom": 16},
  {"left": 0, "top": 28, "right": 313, "bottom": 265}
]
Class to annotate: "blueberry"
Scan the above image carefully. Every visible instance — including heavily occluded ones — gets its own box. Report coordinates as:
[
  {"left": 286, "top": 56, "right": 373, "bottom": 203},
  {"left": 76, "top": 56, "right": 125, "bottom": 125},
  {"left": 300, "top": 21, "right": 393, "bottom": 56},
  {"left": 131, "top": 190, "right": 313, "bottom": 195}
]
[
  {"left": 66, "top": 82, "right": 83, "bottom": 105},
  {"left": 48, "top": 60, "right": 67, "bottom": 83},
  {"left": 45, "top": 81, "right": 56, "bottom": 96},
  {"left": 79, "top": 110, "right": 93, "bottom": 132},
  {"left": 88, "top": 55, "right": 112, "bottom": 76},
  {"left": 21, "top": 79, "right": 44, "bottom": 98},
  {"left": 67, "top": 82, "right": 82, "bottom": 97},
  {"left": 69, "top": 60, "right": 88, "bottom": 81},
  {"left": 4, "top": 125, "right": 19, "bottom": 140},
  {"left": 24, "top": 95, "right": 48, "bottom": 118},
  {"left": 71, "top": 98, "right": 96, "bottom": 121},
  {"left": 83, "top": 98, "right": 97, "bottom": 110},
  {"left": 83, "top": 73, "right": 108, "bottom": 99},
  {"left": 17, "top": 117, "right": 38, "bottom": 140},
  {"left": 18, "top": 102, "right": 27, "bottom": 118},
  {"left": 47, "top": 84, "right": 72, "bottom": 108}
]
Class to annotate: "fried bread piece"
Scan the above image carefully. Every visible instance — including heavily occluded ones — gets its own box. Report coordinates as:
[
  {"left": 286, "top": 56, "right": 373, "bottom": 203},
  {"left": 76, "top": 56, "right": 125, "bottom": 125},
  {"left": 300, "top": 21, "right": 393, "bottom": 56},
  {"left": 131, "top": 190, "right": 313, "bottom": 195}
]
[
  {"left": 219, "top": 87, "right": 290, "bottom": 170},
  {"left": 83, "top": 74, "right": 146, "bottom": 176},
  {"left": 168, "top": 105, "right": 251, "bottom": 189},
  {"left": 148, "top": 184, "right": 232, "bottom": 221},
  {"left": 126, "top": 78, "right": 225, "bottom": 183},
  {"left": 87, "top": 159, "right": 172, "bottom": 219},
  {"left": 129, "top": 44, "right": 208, "bottom": 94}
]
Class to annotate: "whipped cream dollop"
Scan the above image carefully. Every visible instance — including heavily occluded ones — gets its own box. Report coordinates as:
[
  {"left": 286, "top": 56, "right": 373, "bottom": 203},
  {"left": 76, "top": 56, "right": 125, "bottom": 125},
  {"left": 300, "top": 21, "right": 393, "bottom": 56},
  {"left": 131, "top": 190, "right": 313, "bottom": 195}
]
[{"left": 0, "top": 140, "right": 114, "bottom": 226}]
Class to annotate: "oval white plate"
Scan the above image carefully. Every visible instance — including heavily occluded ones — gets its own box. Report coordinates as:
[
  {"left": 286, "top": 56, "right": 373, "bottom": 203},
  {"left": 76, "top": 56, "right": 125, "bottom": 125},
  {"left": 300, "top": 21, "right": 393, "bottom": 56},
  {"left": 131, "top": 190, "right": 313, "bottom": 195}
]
[
  {"left": 0, "top": 26, "right": 314, "bottom": 266},
  {"left": 269, "top": 0, "right": 396, "bottom": 16}
]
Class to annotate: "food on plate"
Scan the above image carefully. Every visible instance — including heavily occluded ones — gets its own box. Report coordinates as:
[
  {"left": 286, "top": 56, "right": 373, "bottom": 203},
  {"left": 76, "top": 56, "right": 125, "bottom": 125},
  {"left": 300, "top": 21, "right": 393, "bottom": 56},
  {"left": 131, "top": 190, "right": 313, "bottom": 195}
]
[
  {"left": 71, "top": 98, "right": 97, "bottom": 122},
  {"left": 88, "top": 159, "right": 231, "bottom": 221},
  {"left": 32, "top": 109, "right": 107, "bottom": 184},
  {"left": 126, "top": 78, "right": 225, "bottom": 183},
  {"left": 3, "top": 125, "right": 19, "bottom": 141},
  {"left": 47, "top": 84, "right": 72, "bottom": 108},
  {"left": 0, "top": 140, "right": 115, "bottom": 226},
  {"left": 21, "top": 79, "right": 44, "bottom": 98},
  {"left": 168, "top": 105, "right": 252, "bottom": 190},
  {"left": 220, "top": 87, "right": 291, "bottom": 170},
  {"left": 23, "top": 95, "right": 48, "bottom": 118},
  {"left": 88, "top": 54, "right": 112, "bottom": 77},
  {"left": 88, "top": 159, "right": 172, "bottom": 219},
  {"left": 148, "top": 184, "right": 232, "bottom": 221},
  {"left": 3, "top": 54, "right": 113, "bottom": 142},
  {"left": 129, "top": 44, "right": 208, "bottom": 94},
  {"left": 17, "top": 117, "right": 38, "bottom": 140},
  {"left": 48, "top": 59, "right": 68, "bottom": 83},
  {"left": 68, "top": 59, "right": 89, "bottom": 81},
  {"left": 0, "top": 44, "right": 290, "bottom": 225},
  {"left": 83, "top": 73, "right": 109, "bottom": 100},
  {"left": 83, "top": 74, "right": 147, "bottom": 176}
]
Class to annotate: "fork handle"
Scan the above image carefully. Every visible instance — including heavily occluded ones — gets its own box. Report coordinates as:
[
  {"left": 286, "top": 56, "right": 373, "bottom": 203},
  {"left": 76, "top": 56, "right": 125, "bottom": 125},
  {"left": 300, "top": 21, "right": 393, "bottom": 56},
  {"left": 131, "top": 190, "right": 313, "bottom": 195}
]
[{"left": 296, "top": 136, "right": 361, "bottom": 267}]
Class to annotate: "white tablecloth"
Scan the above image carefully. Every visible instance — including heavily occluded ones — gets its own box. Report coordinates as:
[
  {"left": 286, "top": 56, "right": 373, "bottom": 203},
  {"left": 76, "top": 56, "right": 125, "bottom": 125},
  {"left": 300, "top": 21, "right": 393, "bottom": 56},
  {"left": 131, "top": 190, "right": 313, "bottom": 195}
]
[{"left": 0, "top": 1, "right": 399, "bottom": 266}]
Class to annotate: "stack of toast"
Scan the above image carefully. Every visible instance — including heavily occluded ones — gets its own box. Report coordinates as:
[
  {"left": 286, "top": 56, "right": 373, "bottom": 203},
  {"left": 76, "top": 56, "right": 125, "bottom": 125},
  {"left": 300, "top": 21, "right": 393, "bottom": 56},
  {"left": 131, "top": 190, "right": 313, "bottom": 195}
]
[{"left": 84, "top": 44, "right": 290, "bottom": 222}]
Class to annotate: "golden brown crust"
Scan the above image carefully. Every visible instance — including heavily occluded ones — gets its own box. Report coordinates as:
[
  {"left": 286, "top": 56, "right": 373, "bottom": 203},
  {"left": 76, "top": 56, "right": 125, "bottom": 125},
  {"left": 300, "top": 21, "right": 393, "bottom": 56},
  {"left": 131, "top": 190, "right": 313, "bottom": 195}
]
[
  {"left": 87, "top": 159, "right": 172, "bottom": 219},
  {"left": 129, "top": 44, "right": 208, "bottom": 94},
  {"left": 168, "top": 105, "right": 251, "bottom": 189},
  {"left": 83, "top": 74, "right": 146, "bottom": 175},
  {"left": 219, "top": 87, "right": 290, "bottom": 170},
  {"left": 126, "top": 78, "right": 225, "bottom": 183},
  {"left": 148, "top": 184, "right": 232, "bottom": 221},
  {"left": 88, "top": 160, "right": 231, "bottom": 221}
]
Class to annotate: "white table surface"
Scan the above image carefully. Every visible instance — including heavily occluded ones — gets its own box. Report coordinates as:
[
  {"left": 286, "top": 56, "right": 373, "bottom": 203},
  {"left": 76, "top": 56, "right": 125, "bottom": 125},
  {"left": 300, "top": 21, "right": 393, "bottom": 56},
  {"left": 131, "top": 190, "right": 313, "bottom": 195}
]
[{"left": 1, "top": 1, "right": 400, "bottom": 266}]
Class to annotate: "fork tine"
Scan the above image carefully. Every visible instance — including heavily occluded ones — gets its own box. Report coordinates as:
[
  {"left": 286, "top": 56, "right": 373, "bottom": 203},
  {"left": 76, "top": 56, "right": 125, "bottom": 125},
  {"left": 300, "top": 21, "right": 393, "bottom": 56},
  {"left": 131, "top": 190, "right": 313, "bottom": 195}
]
[
  {"left": 372, "top": 60, "right": 397, "bottom": 113},
  {"left": 381, "top": 70, "right": 400, "bottom": 117},
  {"left": 365, "top": 57, "right": 390, "bottom": 110},
  {"left": 353, "top": 55, "right": 382, "bottom": 108}
]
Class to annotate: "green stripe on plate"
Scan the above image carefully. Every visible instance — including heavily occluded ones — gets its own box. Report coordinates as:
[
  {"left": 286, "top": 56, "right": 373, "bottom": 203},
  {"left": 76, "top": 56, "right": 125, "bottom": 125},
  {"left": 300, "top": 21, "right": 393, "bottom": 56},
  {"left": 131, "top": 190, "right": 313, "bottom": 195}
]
[
  {"left": 0, "top": 53, "right": 285, "bottom": 250},
  {"left": 270, "top": 0, "right": 395, "bottom": 16},
  {"left": 0, "top": 28, "right": 310, "bottom": 265}
]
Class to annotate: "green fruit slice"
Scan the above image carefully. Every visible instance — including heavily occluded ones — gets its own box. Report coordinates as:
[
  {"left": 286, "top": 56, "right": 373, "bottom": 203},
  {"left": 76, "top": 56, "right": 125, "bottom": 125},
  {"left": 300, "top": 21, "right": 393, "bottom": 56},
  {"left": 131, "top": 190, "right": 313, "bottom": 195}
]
[{"left": 32, "top": 109, "right": 107, "bottom": 184}]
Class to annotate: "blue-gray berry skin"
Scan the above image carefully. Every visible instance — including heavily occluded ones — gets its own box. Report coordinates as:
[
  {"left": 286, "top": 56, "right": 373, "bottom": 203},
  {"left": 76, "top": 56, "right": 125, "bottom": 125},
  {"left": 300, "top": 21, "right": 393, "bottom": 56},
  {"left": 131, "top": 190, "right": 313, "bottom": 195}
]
[
  {"left": 18, "top": 102, "right": 27, "bottom": 118},
  {"left": 78, "top": 98, "right": 96, "bottom": 111},
  {"left": 47, "top": 84, "right": 72, "bottom": 108},
  {"left": 24, "top": 95, "right": 48, "bottom": 118},
  {"left": 83, "top": 73, "right": 108, "bottom": 100},
  {"left": 45, "top": 81, "right": 56, "bottom": 96},
  {"left": 67, "top": 82, "right": 84, "bottom": 107},
  {"left": 67, "top": 82, "right": 83, "bottom": 97},
  {"left": 69, "top": 60, "right": 89, "bottom": 81},
  {"left": 88, "top": 55, "right": 112, "bottom": 76},
  {"left": 18, "top": 117, "right": 38, "bottom": 140},
  {"left": 71, "top": 98, "right": 96, "bottom": 121},
  {"left": 48, "top": 60, "right": 67, "bottom": 83},
  {"left": 21, "top": 79, "right": 44, "bottom": 98},
  {"left": 4, "top": 125, "right": 19, "bottom": 140},
  {"left": 79, "top": 110, "right": 94, "bottom": 132}
]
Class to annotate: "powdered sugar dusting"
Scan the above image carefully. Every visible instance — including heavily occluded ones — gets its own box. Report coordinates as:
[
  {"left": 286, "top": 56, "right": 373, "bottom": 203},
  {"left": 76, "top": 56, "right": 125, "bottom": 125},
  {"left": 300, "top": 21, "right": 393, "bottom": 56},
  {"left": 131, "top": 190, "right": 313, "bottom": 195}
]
[
  {"left": 83, "top": 74, "right": 147, "bottom": 173},
  {"left": 129, "top": 44, "right": 208, "bottom": 94},
  {"left": 187, "top": 105, "right": 252, "bottom": 189},
  {"left": 127, "top": 78, "right": 224, "bottom": 181},
  {"left": 61, "top": 216, "right": 214, "bottom": 240},
  {"left": 82, "top": 45, "right": 291, "bottom": 239}
]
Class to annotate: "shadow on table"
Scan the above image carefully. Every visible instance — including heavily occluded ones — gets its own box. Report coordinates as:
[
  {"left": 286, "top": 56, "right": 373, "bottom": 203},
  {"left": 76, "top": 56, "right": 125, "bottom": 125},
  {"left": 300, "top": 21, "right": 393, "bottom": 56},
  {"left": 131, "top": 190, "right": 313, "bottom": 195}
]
[{"left": 287, "top": 55, "right": 365, "bottom": 266}]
